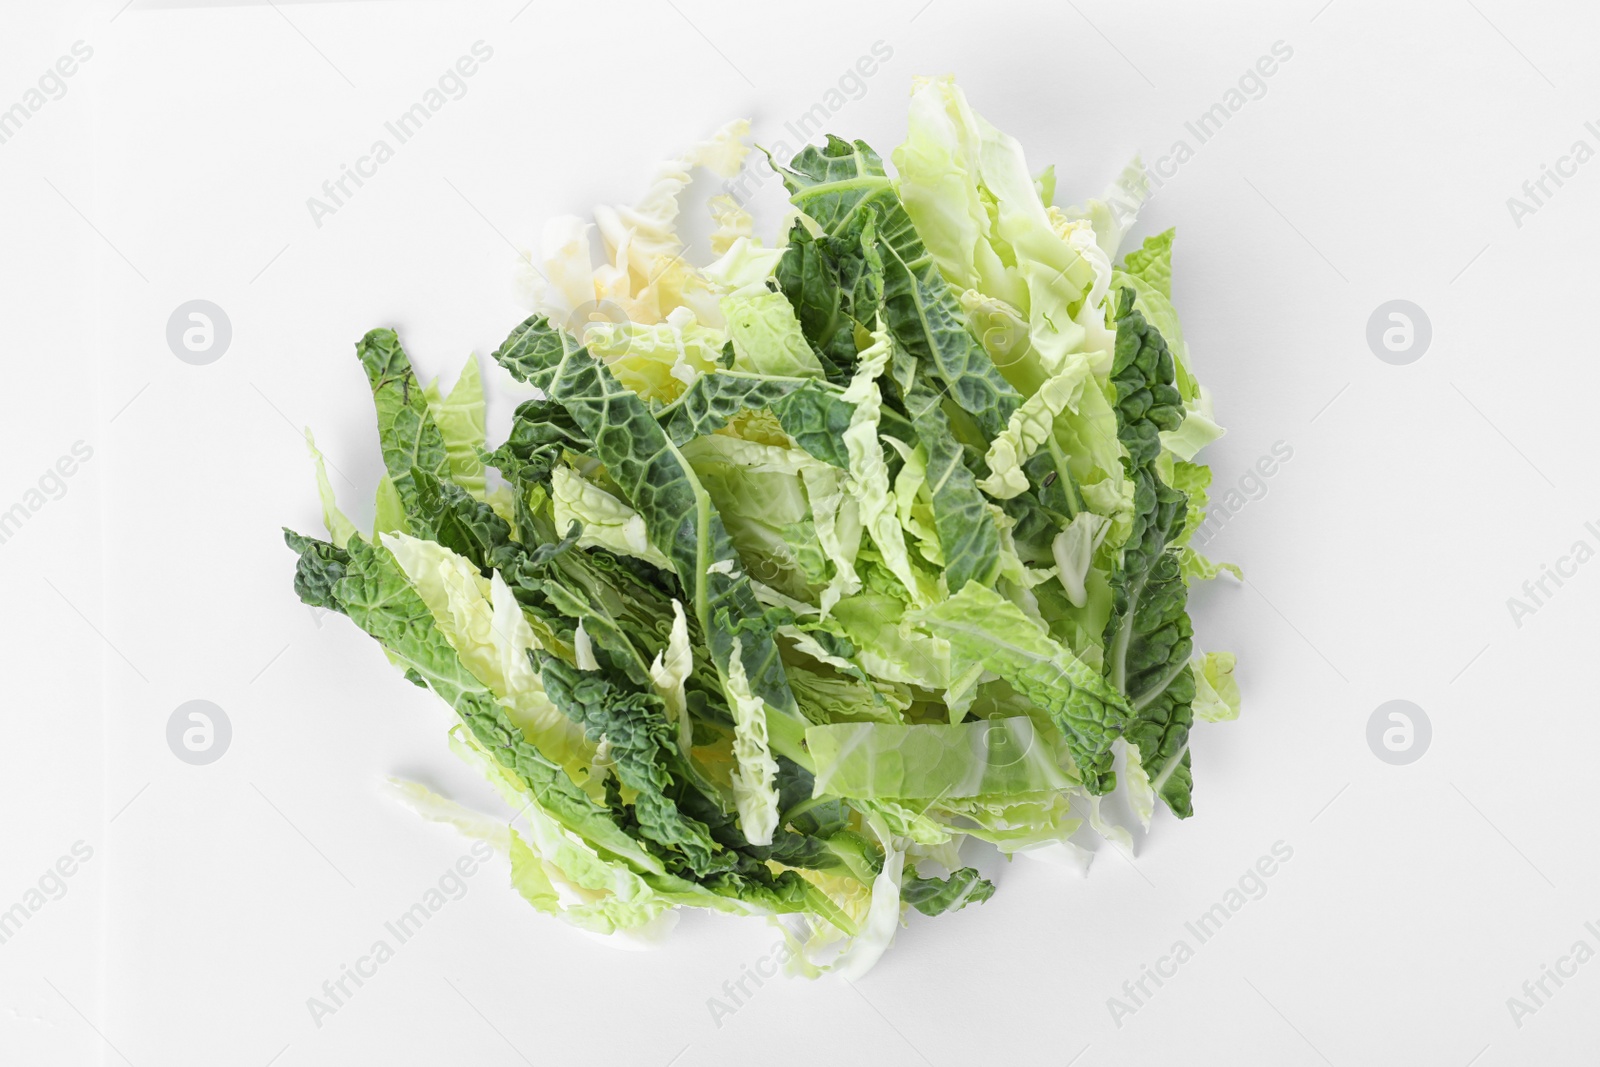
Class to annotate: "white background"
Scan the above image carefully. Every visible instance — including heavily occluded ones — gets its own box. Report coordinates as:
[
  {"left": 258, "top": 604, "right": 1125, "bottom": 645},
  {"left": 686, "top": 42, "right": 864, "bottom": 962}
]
[{"left": 4, "top": 0, "right": 1598, "bottom": 1064}]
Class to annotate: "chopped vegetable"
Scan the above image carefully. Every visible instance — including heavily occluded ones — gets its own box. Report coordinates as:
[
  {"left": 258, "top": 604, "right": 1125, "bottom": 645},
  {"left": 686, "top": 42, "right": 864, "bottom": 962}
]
[{"left": 286, "top": 76, "right": 1239, "bottom": 975}]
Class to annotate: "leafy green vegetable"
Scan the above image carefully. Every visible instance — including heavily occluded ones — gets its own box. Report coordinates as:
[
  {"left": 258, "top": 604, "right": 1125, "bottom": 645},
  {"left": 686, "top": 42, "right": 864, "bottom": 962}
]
[
  {"left": 806, "top": 717, "right": 1073, "bottom": 799},
  {"left": 491, "top": 315, "right": 801, "bottom": 725},
  {"left": 423, "top": 355, "right": 488, "bottom": 498},
  {"left": 656, "top": 369, "right": 865, "bottom": 468},
  {"left": 902, "top": 867, "right": 997, "bottom": 916},
  {"left": 779, "top": 135, "right": 1023, "bottom": 441},
  {"left": 1193, "top": 651, "right": 1242, "bottom": 723},
  {"left": 540, "top": 653, "right": 730, "bottom": 874},
  {"left": 722, "top": 287, "right": 828, "bottom": 379},
  {"left": 356, "top": 328, "right": 450, "bottom": 532},
  {"left": 901, "top": 369, "right": 1003, "bottom": 596},
  {"left": 285, "top": 76, "right": 1241, "bottom": 979},
  {"left": 724, "top": 636, "right": 782, "bottom": 846},
  {"left": 1103, "top": 288, "right": 1199, "bottom": 817},
  {"left": 913, "top": 583, "right": 1130, "bottom": 792},
  {"left": 327, "top": 534, "right": 661, "bottom": 871},
  {"left": 774, "top": 212, "right": 883, "bottom": 375}
]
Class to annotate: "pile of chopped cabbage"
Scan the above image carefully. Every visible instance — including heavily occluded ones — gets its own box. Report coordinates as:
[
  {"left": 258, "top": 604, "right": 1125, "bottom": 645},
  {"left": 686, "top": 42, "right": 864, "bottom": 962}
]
[{"left": 286, "top": 76, "right": 1240, "bottom": 976}]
